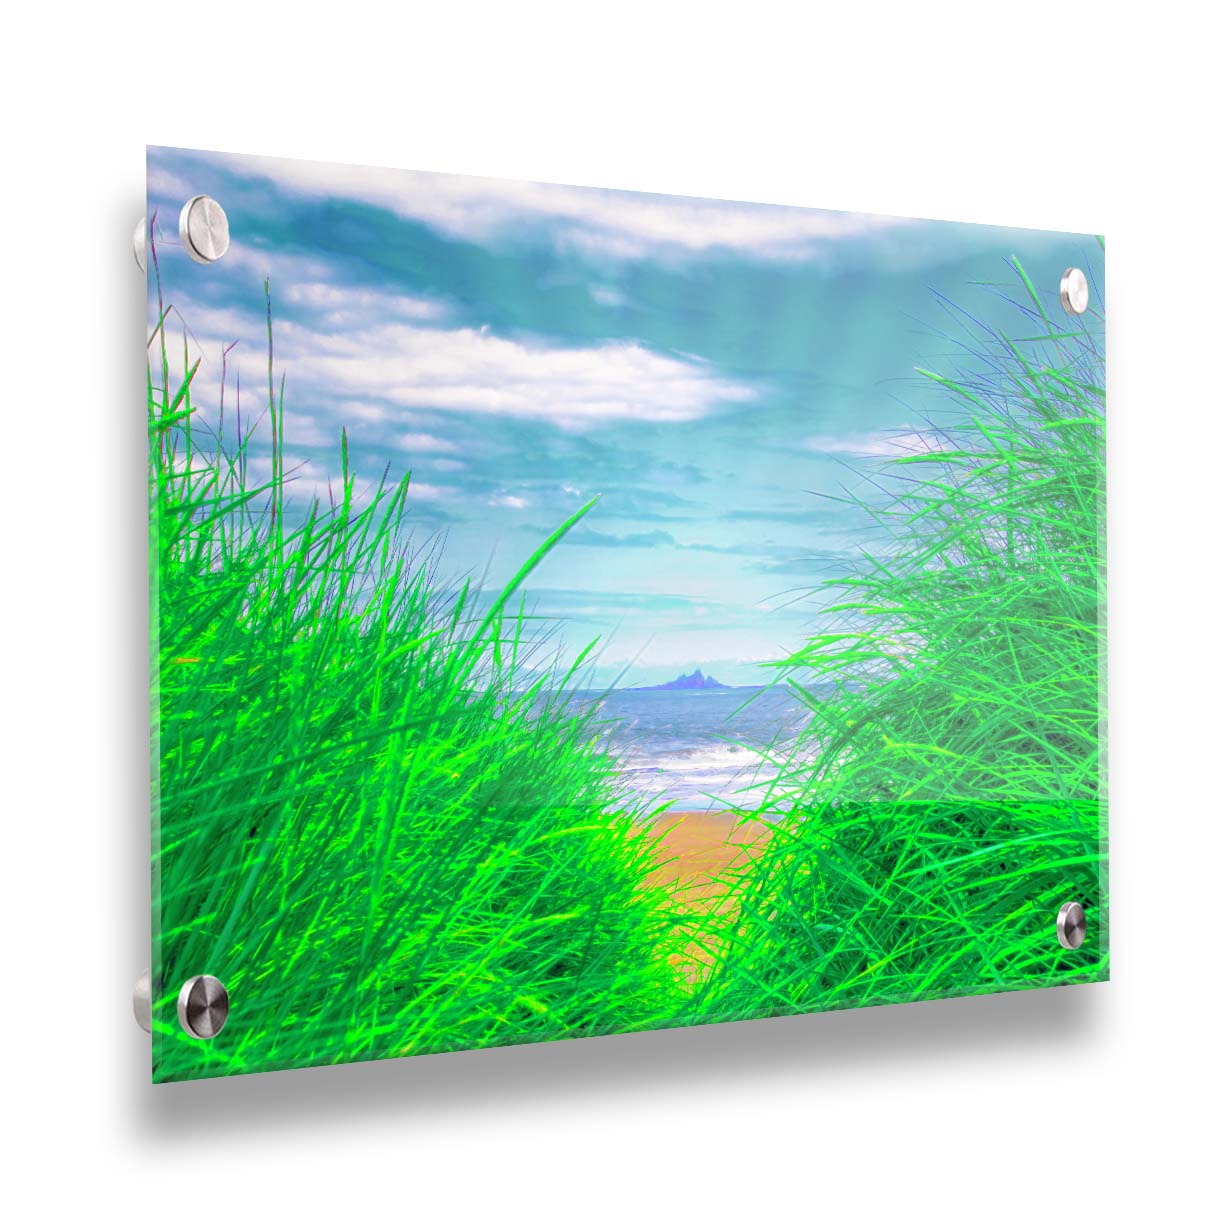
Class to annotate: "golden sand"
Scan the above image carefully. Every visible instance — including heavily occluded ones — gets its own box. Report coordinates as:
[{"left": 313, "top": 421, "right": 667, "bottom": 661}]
[
  {"left": 648, "top": 810, "right": 770, "bottom": 908},
  {"left": 647, "top": 811, "right": 771, "bottom": 984}
]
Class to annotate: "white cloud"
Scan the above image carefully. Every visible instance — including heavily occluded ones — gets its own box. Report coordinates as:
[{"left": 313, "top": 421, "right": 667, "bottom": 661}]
[
  {"left": 211, "top": 151, "right": 909, "bottom": 262},
  {"left": 150, "top": 276, "right": 751, "bottom": 432},
  {"left": 146, "top": 164, "right": 193, "bottom": 205},
  {"left": 251, "top": 316, "right": 756, "bottom": 430},
  {"left": 397, "top": 432, "right": 458, "bottom": 453},
  {"left": 404, "top": 480, "right": 450, "bottom": 501},
  {"left": 589, "top": 285, "right": 628, "bottom": 307},
  {"left": 281, "top": 281, "right": 446, "bottom": 327},
  {"left": 488, "top": 493, "right": 528, "bottom": 510},
  {"left": 335, "top": 399, "right": 392, "bottom": 424},
  {"left": 221, "top": 447, "right": 453, "bottom": 509},
  {"left": 280, "top": 412, "right": 335, "bottom": 448},
  {"left": 205, "top": 240, "right": 338, "bottom": 284},
  {"left": 245, "top": 454, "right": 334, "bottom": 496},
  {"left": 148, "top": 231, "right": 447, "bottom": 327}
]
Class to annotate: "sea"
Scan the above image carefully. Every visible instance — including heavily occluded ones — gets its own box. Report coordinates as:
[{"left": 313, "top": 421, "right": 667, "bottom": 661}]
[{"left": 570, "top": 686, "right": 811, "bottom": 812}]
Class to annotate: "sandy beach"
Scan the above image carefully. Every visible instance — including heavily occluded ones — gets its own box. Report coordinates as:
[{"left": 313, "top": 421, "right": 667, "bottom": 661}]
[
  {"left": 648, "top": 810, "right": 770, "bottom": 909},
  {"left": 647, "top": 811, "right": 770, "bottom": 983}
]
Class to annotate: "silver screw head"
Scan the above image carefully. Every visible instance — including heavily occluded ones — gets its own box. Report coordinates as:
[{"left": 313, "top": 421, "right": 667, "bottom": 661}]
[
  {"left": 1059, "top": 267, "right": 1090, "bottom": 315},
  {"left": 132, "top": 969, "right": 152, "bottom": 1033},
  {"left": 177, "top": 974, "right": 230, "bottom": 1039},
  {"left": 1056, "top": 901, "right": 1088, "bottom": 950},
  {"left": 133, "top": 216, "right": 147, "bottom": 273},
  {"left": 178, "top": 195, "right": 230, "bottom": 264}
]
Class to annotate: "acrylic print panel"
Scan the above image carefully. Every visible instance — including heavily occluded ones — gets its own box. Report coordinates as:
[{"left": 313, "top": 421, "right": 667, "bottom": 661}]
[{"left": 146, "top": 147, "right": 1107, "bottom": 1082}]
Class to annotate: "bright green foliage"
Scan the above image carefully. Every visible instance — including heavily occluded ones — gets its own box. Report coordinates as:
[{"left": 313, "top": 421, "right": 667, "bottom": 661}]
[
  {"left": 706, "top": 263, "right": 1108, "bottom": 1015},
  {"left": 148, "top": 282, "right": 688, "bottom": 1081},
  {"left": 147, "top": 260, "right": 1107, "bottom": 1080}
]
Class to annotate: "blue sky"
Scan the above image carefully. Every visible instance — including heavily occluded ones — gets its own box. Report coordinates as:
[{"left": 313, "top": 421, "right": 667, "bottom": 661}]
[{"left": 147, "top": 147, "right": 1102, "bottom": 687}]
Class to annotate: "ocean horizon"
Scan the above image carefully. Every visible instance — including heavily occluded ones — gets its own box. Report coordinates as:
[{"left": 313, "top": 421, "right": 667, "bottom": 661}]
[{"left": 565, "top": 685, "right": 811, "bottom": 811}]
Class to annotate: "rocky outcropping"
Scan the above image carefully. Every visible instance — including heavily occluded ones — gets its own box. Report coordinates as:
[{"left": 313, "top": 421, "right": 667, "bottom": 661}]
[{"left": 632, "top": 668, "right": 730, "bottom": 691}]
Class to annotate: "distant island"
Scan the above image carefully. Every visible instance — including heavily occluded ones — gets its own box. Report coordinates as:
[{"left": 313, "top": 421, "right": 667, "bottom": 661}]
[{"left": 630, "top": 668, "right": 731, "bottom": 692}]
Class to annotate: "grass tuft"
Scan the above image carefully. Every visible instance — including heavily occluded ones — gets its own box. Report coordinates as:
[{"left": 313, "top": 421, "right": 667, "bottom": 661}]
[
  {"left": 704, "top": 263, "right": 1108, "bottom": 1016},
  {"left": 148, "top": 277, "right": 690, "bottom": 1081},
  {"left": 147, "top": 253, "right": 1107, "bottom": 1078}
]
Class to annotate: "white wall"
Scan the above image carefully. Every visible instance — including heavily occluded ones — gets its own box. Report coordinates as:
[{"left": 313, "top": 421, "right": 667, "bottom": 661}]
[{"left": 5, "top": 2, "right": 1219, "bottom": 1217}]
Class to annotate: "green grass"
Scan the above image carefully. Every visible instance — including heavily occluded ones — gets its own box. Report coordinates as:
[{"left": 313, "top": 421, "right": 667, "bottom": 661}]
[
  {"left": 701, "top": 260, "right": 1108, "bottom": 1016},
  {"left": 148, "top": 275, "right": 691, "bottom": 1081},
  {"left": 148, "top": 253, "right": 1106, "bottom": 1080}
]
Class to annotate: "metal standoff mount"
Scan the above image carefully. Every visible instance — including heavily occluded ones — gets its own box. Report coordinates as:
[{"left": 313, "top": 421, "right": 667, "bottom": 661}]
[
  {"left": 179, "top": 195, "right": 230, "bottom": 264},
  {"left": 1059, "top": 267, "right": 1089, "bottom": 316},
  {"left": 176, "top": 974, "right": 231, "bottom": 1039},
  {"left": 132, "top": 969, "right": 152, "bottom": 1033},
  {"left": 1056, "top": 900, "right": 1087, "bottom": 950},
  {"left": 133, "top": 217, "right": 147, "bottom": 272}
]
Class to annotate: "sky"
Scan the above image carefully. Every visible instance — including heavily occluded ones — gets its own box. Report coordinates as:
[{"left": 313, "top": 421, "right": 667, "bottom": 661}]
[{"left": 147, "top": 147, "right": 1103, "bottom": 687}]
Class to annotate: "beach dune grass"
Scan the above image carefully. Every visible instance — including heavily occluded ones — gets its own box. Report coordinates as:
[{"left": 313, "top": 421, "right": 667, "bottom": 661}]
[
  {"left": 706, "top": 261, "right": 1107, "bottom": 1016},
  {"left": 148, "top": 278, "right": 692, "bottom": 1081},
  {"left": 147, "top": 251, "right": 1106, "bottom": 1077}
]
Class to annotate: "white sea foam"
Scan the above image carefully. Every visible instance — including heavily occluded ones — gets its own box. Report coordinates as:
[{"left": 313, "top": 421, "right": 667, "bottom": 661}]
[
  {"left": 576, "top": 685, "right": 811, "bottom": 808},
  {"left": 622, "top": 742, "right": 781, "bottom": 805}
]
